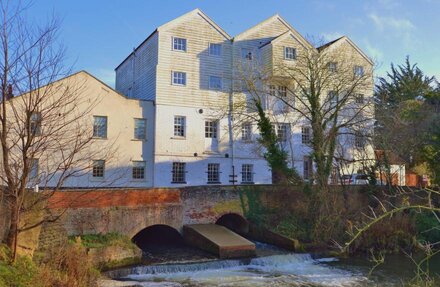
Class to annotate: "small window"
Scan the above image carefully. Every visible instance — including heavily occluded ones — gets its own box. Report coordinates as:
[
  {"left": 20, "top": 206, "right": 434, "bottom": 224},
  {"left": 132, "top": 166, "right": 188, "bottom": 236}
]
[
  {"left": 303, "top": 156, "right": 313, "bottom": 180},
  {"left": 302, "top": 127, "right": 311, "bottom": 144},
  {"left": 29, "top": 158, "right": 39, "bottom": 180},
  {"left": 93, "top": 116, "right": 107, "bottom": 138},
  {"left": 207, "top": 163, "right": 220, "bottom": 184},
  {"left": 92, "top": 160, "right": 105, "bottom": 178},
  {"left": 241, "top": 123, "right": 252, "bottom": 141},
  {"left": 132, "top": 161, "right": 146, "bottom": 179},
  {"left": 30, "top": 112, "right": 42, "bottom": 136},
  {"left": 241, "top": 48, "right": 253, "bottom": 60},
  {"left": 174, "top": 116, "right": 185, "bottom": 137},
  {"left": 172, "top": 162, "right": 186, "bottom": 183},
  {"left": 354, "top": 65, "right": 364, "bottom": 77},
  {"left": 241, "top": 164, "right": 254, "bottom": 183},
  {"left": 209, "top": 76, "right": 222, "bottom": 90},
  {"left": 209, "top": 43, "right": 222, "bottom": 56},
  {"left": 355, "top": 131, "right": 364, "bottom": 148},
  {"left": 277, "top": 123, "right": 289, "bottom": 142},
  {"left": 172, "top": 71, "right": 186, "bottom": 86},
  {"left": 172, "top": 37, "right": 187, "bottom": 51},
  {"left": 278, "top": 86, "right": 287, "bottom": 98},
  {"left": 269, "top": 85, "right": 276, "bottom": 96},
  {"left": 328, "top": 62, "right": 337, "bottom": 73},
  {"left": 284, "top": 47, "right": 296, "bottom": 60},
  {"left": 328, "top": 91, "right": 338, "bottom": 106},
  {"left": 205, "top": 120, "right": 218, "bottom": 138},
  {"left": 355, "top": 94, "right": 364, "bottom": 104},
  {"left": 134, "top": 119, "right": 146, "bottom": 140}
]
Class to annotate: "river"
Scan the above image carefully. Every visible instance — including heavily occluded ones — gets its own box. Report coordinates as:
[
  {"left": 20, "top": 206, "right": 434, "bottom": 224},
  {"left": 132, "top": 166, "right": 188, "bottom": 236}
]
[{"left": 103, "top": 242, "right": 440, "bottom": 287}]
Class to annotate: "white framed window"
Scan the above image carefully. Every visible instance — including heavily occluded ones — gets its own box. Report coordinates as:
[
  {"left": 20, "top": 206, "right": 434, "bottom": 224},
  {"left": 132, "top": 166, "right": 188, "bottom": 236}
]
[
  {"left": 328, "top": 62, "right": 337, "bottom": 73},
  {"left": 209, "top": 43, "right": 222, "bottom": 56},
  {"left": 172, "top": 71, "right": 186, "bottom": 86},
  {"left": 284, "top": 47, "right": 296, "bottom": 60},
  {"left": 92, "top": 160, "right": 105, "bottom": 178},
  {"left": 209, "top": 76, "right": 222, "bottom": 90},
  {"left": 30, "top": 112, "right": 42, "bottom": 136},
  {"left": 172, "top": 37, "right": 187, "bottom": 51},
  {"left": 303, "top": 156, "right": 313, "bottom": 180},
  {"left": 354, "top": 65, "right": 364, "bottom": 77},
  {"left": 132, "top": 161, "right": 146, "bottom": 180},
  {"left": 134, "top": 118, "right": 146, "bottom": 140},
  {"left": 174, "top": 116, "right": 186, "bottom": 137},
  {"left": 205, "top": 120, "right": 218, "bottom": 138},
  {"left": 93, "top": 116, "right": 107, "bottom": 138},
  {"left": 355, "top": 94, "right": 364, "bottom": 104},
  {"left": 207, "top": 163, "right": 220, "bottom": 184},
  {"left": 29, "top": 158, "right": 39, "bottom": 180},
  {"left": 172, "top": 162, "right": 186, "bottom": 183},
  {"left": 355, "top": 131, "right": 364, "bottom": 148},
  {"left": 241, "top": 48, "right": 253, "bottom": 60},
  {"left": 277, "top": 123, "right": 289, "bottom": 142},
  {"left": 241, "top": 123, "right": 252, "bottom": 141},
  {"left": 302, "top": 127, "right": 311, "bottom": 144},
  {"left": 241, "top": 164, "right": 254, "bottom": 183}
]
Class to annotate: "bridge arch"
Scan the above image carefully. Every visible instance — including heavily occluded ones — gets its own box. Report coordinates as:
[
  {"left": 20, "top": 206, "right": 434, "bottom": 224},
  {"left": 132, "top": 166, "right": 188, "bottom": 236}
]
[
  {"left": 132, "top": 224, "right": 184, "bottom": 251},
  {"left": 215, "top": 213, "right": 249, "bottom": 235}
]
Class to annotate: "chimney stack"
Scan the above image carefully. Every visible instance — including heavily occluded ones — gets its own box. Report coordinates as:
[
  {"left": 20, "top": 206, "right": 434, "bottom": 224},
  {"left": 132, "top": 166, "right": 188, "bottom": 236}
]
[{"left": 6, "top": 84, "right": 13, "bottom": 100}]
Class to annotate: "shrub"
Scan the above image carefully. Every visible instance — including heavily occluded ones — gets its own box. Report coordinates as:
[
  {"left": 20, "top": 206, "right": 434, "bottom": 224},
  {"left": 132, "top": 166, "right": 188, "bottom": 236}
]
[{"left": 415, "top": 211, "right": 440, "bottom": 244}]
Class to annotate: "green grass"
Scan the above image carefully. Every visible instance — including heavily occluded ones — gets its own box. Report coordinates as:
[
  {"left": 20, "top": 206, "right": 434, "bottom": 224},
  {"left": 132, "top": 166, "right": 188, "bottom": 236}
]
[{"left": 68, "top": 233, "right": 136, "bottom": 250}]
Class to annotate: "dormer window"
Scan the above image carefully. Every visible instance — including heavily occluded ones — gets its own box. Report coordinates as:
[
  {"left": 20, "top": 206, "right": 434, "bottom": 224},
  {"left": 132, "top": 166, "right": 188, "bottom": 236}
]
[
  {"left": 173, "top": 37, "right": 187, "bottom": 52},
  {"left": 241, "top": 48, "right": 253, "bottom": 60},
  {"left": 284, "top": 47, "right": 296, "bottom": 60}
]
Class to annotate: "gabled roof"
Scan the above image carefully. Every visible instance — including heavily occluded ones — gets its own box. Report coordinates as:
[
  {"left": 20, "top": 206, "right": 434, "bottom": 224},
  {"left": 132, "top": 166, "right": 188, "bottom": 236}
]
[
  {"left": 259, "top": 30, "right": 309, "bottom": 50},
  {"left": 317, "top": 36, "right": 374, "bottom": 65},
  {"left": 234, "top": 14, "right": 314, "bottom": 50},
  {"left": 115, "top": 9, "right": 231, "bottom": 70},
  {"left": 158, "top": 8, "right": 231, "bottom": 40}
]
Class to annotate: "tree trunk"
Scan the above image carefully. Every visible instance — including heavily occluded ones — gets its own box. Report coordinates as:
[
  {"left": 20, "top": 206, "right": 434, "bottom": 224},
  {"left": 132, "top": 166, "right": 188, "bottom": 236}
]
[{"left": 5, "top": 196, "right": 18, "bottom": 260}]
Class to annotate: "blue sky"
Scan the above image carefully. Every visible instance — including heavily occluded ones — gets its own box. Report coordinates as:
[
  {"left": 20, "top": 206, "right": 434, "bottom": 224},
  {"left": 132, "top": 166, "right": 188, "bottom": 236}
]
[{"left": 28, "top": 0, "right": 440, "bottom": 87}]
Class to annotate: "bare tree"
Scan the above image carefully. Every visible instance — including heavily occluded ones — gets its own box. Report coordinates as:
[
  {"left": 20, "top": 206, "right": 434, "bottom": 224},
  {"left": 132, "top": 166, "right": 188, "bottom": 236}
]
[
  {"left": 0, "top": 1, "right": 112, "bottom": 259},
  {"left": 236, "top": 37, "right": 375, "bottom": 191}
]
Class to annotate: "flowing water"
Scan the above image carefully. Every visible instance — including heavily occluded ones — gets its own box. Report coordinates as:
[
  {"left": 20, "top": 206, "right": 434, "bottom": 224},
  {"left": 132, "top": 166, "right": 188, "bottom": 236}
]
[{"left": 110, "top": 242, "right": 440, "bottom": 287}]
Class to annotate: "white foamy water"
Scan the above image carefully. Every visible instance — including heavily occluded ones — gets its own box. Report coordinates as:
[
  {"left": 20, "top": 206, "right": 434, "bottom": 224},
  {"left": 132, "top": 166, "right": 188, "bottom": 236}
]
[{"left": 123, "top": 253, "right": 371, "bottom": 286}]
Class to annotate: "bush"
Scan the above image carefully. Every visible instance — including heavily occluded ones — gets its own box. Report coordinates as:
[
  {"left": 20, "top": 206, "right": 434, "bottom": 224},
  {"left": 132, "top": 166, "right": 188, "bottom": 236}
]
[
  {"left": 415, "top": 211, "right": 440, "bottom": 244},
  {"left": 0, "top": 245, "right": 37, "bottom": 287},
  {"left": 69, "top": 232, "right": 135, "bottom": 250},
  {"left": 274, "top": 215, "right": 311, "bottom": 242}
]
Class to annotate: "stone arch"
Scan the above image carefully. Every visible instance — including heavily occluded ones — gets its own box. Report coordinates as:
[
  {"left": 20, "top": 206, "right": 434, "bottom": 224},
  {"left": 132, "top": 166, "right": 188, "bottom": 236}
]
[
  {"left": 131, "top": 224, "right": 184, "bottom": 251},
  {"left": 215, "top": 213, "right": 249, "bottom": 235}
]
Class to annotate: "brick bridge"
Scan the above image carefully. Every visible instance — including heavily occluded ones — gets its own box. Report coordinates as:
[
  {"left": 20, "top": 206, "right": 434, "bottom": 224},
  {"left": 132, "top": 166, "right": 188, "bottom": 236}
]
[{"left": 48, "top": 186, "right": 259, "bottom": 240}]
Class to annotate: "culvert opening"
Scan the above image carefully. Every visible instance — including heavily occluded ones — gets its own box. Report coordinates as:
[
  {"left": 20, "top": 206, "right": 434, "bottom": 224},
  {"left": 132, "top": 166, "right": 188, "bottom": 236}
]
[
  {"left": 132, "top": 224, "right": 184, "bottom": 251},
  {"left": 215, "top": 213, "right": 249, "bottom": 235}
]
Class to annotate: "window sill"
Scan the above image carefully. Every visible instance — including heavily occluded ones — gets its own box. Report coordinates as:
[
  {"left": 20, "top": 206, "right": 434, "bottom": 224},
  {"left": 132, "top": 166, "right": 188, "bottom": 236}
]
[
  {"left": 171, "top": 181, "right": 187, "bottom": 184},
  {"left": 90, "top": 177, "right": 105, "bottom": 182},
  {"left": 241, "top": 182, "right": 255, "bottom": 185},
  {"left": 131, "top": 179, "right": 147, "bottom": 182},
  {"left": 92, "top": 137, "right": 108, "bottom": 140},
  {"left": 171, "top": 136, "right": 186, "bottom": 140},
  {"left": 207, "top": 181, "right": 221, "bottom": 184},
  {"left": 131, "top": 139, "right": 147, "bottom": 142},
  {"left": 172, "top": 83, "right": 186, "bottom": 87}
]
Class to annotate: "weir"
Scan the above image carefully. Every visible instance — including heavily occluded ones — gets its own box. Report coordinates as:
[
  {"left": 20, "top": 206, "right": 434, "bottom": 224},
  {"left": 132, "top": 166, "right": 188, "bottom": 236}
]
[{"left": 183, "top": 224, "right": 256, "bottom": 259}]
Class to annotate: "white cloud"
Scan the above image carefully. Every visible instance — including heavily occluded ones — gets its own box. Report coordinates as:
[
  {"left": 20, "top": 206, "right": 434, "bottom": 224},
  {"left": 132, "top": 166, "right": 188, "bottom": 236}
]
[{"left": 368, "top": 14, "right": 415, "bottom": 31}]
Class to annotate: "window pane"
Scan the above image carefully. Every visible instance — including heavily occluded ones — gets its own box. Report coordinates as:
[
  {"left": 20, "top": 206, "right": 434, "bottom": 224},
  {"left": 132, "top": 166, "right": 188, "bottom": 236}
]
[
  {"left": 132, "top": 161, "right": 145, "bottom": 179},
  {"left": 92, "top": 160, "right": 105, "bottom": 178},
  {"left": 303, "top": 156, "right": 312, "bottom": 180},
  {"left": 241, "top": 164, "right": 253, "bottom": 183},
  {"left": 207, "top": 163, "right": 220, "bottom": 183},
  {"left": 172, "top": 72, "right": 186, "bottom": 85},
  {"left": 302, "top": 127, "right": 311, "bottom": 144},
  {"left": 93, "top": 116, "right": 107, "bottom": 138},
  {"left": 209, "top": 76, "right": 222, "bottom": 90},
  {"left": 277, "top": 123, "right": 289, "bottom": 142},
  {"left": 241, "top": 48, "right": 253, "bottom": 60},
  {"left": 242, "top": 123, "right": 252, "bottom": 141},
  {"left": 173, "top": 37, "right": 187, "bottom": 51},
  {"left": 134, "top": 119, "right": 146, "bottom": 140},
  {"left": 30, "top": 158, "right": 39, "bottom": 179},
  {"left": 174, "top": 116, "right": 185, "bottom": 137},
  {"left": 30, "top": 112, "right": 42, "bottom": 136},
  {"left": 172, "top": 162, "right": 186, "bottom": 183},
  {"left": 284, "top": 47, "right": 296, "bottom": 60},
  {"left": 209, "top": 43, "right": 221, "bottom": 56},
  {"left": 205, "top": 121, "right": 218, "bottom": 138}
]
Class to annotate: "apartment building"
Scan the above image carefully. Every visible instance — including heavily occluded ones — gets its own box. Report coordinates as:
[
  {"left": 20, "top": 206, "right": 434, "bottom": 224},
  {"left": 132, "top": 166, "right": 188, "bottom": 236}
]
[{"left": 113, "top": 8, "right": 374, "bottom": 187}]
